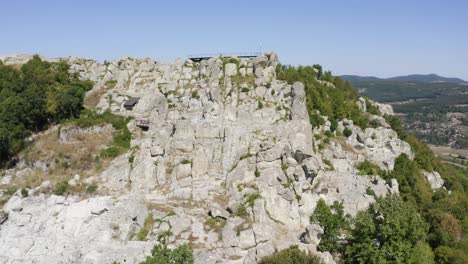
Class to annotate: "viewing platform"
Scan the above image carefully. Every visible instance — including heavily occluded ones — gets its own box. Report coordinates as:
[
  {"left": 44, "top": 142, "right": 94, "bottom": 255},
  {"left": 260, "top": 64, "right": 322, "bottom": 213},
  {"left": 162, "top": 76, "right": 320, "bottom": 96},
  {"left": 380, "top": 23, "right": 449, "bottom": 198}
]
[{"left": 187, "top": 52, "right": 262, "bottom": 62}]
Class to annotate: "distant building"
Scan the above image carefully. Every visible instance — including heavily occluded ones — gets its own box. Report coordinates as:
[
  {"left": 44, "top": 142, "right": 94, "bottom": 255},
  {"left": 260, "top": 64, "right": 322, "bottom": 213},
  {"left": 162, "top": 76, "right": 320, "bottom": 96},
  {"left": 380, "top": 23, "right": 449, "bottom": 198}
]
[{"left": 124, "top": 97, "right": 140, "bottom": 110}]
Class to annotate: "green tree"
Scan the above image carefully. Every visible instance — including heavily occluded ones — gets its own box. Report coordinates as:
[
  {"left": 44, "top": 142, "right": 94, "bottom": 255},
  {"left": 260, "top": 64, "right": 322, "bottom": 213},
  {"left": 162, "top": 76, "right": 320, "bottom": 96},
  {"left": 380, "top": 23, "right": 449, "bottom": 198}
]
[
  {"left": 344, "top": 195, "right": 428, "bottom": 264},
  {"left": 310, "top": 199, "right": 348, "bottom": 253}
]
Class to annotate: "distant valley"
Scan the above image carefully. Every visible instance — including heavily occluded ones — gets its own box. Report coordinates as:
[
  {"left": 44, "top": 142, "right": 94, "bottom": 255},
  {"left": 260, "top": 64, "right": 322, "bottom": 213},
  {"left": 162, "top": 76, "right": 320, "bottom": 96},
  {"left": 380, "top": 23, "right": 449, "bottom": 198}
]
[{"left": 342, "top": 74, "right": 468, "bottom": 164}]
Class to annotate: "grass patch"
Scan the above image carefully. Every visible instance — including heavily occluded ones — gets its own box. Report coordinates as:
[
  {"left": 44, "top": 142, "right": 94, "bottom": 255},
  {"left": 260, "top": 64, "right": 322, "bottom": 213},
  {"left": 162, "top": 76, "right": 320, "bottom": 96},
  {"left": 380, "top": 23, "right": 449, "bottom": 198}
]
[
  {"left": 137, "top": 213, "right": 155, "bottom": 241},
  {"left": 180, "top": 159, "right": 192, "bottom": 165},
  {"left": 323, "top": 159, "right": 334, "bottom": 171},
  {"left": 205, "top": 217, "right": 227, "bottom": 233},
  {"left": 240, "top": 153, "right": 255, "bottom": 160}
]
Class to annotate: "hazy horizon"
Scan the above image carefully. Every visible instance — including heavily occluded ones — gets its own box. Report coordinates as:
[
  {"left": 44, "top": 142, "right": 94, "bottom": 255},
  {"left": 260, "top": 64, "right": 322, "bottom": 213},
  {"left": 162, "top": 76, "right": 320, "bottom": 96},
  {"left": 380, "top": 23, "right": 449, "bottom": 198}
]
[{"left": 1, "top": 0, "right": 467, "bottom": 79}]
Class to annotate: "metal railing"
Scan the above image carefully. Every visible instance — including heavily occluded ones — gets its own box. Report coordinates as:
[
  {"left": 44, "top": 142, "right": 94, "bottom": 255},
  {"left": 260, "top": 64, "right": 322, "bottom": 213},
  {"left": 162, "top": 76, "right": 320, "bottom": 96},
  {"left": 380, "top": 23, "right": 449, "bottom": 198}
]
[{"left": 187, "top": 52, "right": 262, "bottom": 60}]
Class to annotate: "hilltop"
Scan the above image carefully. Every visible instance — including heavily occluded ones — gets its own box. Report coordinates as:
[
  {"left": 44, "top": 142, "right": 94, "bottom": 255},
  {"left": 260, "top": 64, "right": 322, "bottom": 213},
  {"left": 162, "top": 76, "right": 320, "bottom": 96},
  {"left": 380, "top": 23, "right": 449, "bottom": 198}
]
[
  {"left": 0, "top": 53, "right": 466, "bottom": 264},
  {"left": 341, "top": 73, "right": 468, "bottom": 84}
]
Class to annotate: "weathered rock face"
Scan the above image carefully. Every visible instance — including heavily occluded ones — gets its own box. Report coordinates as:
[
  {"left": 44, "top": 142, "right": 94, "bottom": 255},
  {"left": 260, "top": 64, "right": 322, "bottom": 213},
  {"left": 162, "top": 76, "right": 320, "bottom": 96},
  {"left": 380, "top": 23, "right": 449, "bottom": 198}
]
[
  {"left": 423, "top": 170, "right": 445, "bottom": 190},
  {"left": 0, "top": 53, "right": 412, "bottom": 264}
]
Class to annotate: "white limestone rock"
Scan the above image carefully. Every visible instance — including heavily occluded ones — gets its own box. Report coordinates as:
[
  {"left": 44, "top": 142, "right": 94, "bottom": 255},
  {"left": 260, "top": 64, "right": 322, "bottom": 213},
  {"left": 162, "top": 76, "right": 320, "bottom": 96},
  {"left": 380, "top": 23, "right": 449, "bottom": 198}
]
[{"left": 423, "top": 170, "right": 445, "bottom": 190}]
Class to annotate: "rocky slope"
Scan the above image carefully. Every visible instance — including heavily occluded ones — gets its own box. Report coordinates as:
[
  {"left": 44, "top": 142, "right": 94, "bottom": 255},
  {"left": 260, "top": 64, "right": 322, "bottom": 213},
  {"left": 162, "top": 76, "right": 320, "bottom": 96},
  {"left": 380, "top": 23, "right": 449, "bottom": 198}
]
[{"left": 0, "top": 53, "right": 430, "bottom": 264}]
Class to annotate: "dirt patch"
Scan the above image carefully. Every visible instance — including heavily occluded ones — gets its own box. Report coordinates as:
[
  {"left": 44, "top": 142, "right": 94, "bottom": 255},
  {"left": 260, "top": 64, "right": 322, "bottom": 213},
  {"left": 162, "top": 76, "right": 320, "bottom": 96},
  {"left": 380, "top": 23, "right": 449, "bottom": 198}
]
[{"left": 15, "top": 125, "right": 114, "bottom": 189}]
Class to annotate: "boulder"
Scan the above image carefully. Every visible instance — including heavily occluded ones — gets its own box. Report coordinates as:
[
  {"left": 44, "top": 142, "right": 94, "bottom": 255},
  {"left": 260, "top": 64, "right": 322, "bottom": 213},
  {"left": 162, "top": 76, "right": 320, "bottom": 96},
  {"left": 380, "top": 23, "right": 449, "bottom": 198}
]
[
  {"left": 209, "top": 205, "right": 230, "bottom": 219},
  {"left": 290, "top": 82, "right": 308, "bottom": 120},
  {"left": 301, "top": 224, "right": 324, "bottom": 244},
  {"left": 423, "top": 171, "right": 444, "bottom": 190},
  {"left": 225, "top": 63, "right": 237, "bottom": 77}
]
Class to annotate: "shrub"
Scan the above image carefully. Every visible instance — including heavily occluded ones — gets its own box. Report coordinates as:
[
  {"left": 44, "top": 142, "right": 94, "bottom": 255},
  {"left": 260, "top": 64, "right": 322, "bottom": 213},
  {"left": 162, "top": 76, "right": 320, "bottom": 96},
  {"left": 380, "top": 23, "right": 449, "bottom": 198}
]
[
  {"left": 255, "top": 168, "right": 260, "bottom": 177},
  {"left": 241, "top": 87, "right": 249, "bottom": 93},
  {"left": 140, "top": 244, "right": 193, "bottom": 264},
  {"left": 86, "top": 182, "right": 98, "bottom": 193},
  {"left": 101, "top": 146, "right": 120, "bottom": 158},
  {"left": 310, "top": 113, "right": 325, "bottom": 128},
  {"left": 356, "top": 160, "right": 381, "bottom": 176},
  {"left": 205, "top": 217, "right": 226, "bottom": 233},
  {"left": 258, "top": 100, "right": 263, "bottom": 109},
  {"left": 191, "top": 91, "right": 199, "bottom": 99},
  {"left": 244, "top": 192, "right": 261, "bottom": 208},
  {"left": 258, "top": 245, "right": 323, "bottom": 264},
  {"left": 53, "top": 181, "right": 69, "bottom": 196},
  {"left": 343, "top": 128, "right": 352, "bottom": 138},
  {"left": 21, "top": 188, "right": 29, "bottom": 197},
  {"left": 330, "top": 119, "right": 338, "bottom": 132}
]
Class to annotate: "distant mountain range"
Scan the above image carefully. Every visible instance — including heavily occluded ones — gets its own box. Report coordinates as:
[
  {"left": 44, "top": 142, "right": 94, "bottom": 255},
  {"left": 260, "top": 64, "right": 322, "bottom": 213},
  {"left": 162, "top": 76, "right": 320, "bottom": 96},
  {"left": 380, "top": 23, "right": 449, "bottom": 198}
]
[{"left": 340, "top": 74, "right": 468, "bottom": 84}]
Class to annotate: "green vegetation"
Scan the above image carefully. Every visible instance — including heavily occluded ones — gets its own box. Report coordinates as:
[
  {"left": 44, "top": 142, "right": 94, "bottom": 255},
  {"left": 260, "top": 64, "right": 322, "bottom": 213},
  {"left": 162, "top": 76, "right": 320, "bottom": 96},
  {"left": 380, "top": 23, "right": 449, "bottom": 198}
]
[
  {"left": 180, "top": 159, "right": 192, "bottom": 165},
  {"left": 343, "top": 128, "right": 352, "bottom": 138},
  {"left": 191, "top": 91, "right": 199, "bottom": 99},
  {"left": 311, "top": 199, "right": 348, "bottom": 253},
  {"left": 0, "top": 55, "right": 93, "bottom": 166},
  {"left": 137, "top": 213, "right": 155, "bottom": 241},
  {"left": 322, "top": 159, "right": 334, "bottom": 171},
  {"left": 240, "top": 153, "right": 254, "bottom": 160},
  {"left": 86, "top": 182, "right": 98, "bottom": 193},
  {"left": 205, "top": 217, "right": 226, "bottom": 233},
  {"left": 68, "top": 110, "right": 132, "bottom": 159},
  {"left": 140, "top": 244, "right": 193, "bottom": 264},
  {"left": 53, "top": 180, "right": 69, "bottom": 196},
  {"left": 314, "top": 152, "right": 468, "bottom": 263},
  {"left": 276, "top": 64, "right": 372, "bottom": 129},
  {"left": 258, "top": 245, "right": 324, "bottom": 264},
  {"left": 356, "top": 160, "right": 381, "bottom": 176},
  {"left": 345, "top": 195, "right": 429, "bottom": 263},
  {"left": 354, "top": 80, "right": 468, "bottom": 147}
]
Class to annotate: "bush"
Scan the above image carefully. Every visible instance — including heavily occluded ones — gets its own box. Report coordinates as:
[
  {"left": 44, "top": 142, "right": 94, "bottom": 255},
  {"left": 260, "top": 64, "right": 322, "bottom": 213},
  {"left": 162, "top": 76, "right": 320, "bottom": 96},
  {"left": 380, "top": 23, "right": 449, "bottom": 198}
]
[
  {"left": 101, "top": 146, "right": 120, "bottom": 158},
  {"left": 258, "top": 100, "right": 264, "bottom": 109},
  {"left": 258, "top": 245, "right": 323, "bottom": 264},
  {"left": 343, "top": 128, "right": 352, "bottom": 138},
  {"left": 86, "top": 182, "right": 98, "bottom": 193},
  {"left": 356, "top": 160, "right": 381, "bottom": 176},
  {"left": 53, "top": 181, "right": 69, "bottom": 196},
  {"left": 140, "top": 244, "right": 193, "bottom": 264},
  {"left": 191, "top": 91, "right": 199, "bottom": 99},
  {"left": 241, "top": 87, "right": 249, "bottom": 93}
]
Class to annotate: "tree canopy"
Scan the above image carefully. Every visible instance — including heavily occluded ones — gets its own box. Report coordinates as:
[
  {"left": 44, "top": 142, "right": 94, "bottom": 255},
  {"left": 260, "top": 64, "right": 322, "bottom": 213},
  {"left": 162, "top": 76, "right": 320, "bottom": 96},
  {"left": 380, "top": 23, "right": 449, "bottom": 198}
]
[{"left": 0, "top": 55, "right": 93, "bottom": 165}]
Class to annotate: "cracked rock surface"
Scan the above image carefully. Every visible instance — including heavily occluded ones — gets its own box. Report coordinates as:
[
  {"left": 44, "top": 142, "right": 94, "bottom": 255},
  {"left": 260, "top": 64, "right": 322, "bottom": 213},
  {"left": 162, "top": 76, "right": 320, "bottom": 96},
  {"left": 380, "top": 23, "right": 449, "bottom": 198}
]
[{"left": 0, "top": 53, "right": 414, "bottom": 264}]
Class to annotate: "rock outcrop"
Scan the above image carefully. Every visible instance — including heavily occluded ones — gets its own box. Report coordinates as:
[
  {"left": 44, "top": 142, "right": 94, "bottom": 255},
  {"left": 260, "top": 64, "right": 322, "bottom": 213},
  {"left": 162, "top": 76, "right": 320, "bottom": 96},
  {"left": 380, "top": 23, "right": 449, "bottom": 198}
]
[
  {"left": 423, "top": 170, "right": 445, "bottom": 190},
  {"left": 0, "top": 53, "right": 412, "bottom": 264}
]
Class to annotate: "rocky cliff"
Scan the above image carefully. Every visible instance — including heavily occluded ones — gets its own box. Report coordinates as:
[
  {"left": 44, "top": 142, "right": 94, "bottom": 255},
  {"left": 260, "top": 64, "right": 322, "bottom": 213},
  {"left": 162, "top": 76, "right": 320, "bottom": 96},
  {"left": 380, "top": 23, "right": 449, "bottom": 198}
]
[{"left": 0, "top": 53, "right": 415, "bottom": 263}]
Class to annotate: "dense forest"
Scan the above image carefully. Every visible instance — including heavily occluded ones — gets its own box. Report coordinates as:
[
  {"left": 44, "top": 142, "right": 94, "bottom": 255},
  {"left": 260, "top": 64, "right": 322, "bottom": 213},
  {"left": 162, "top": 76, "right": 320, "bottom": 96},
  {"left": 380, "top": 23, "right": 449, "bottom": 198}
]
[
  {"left": 0, "top": 55, "right": 93, "bottom": 165},
  {"left": 276, "top": 66, "right": 468, "bottom": 263}
]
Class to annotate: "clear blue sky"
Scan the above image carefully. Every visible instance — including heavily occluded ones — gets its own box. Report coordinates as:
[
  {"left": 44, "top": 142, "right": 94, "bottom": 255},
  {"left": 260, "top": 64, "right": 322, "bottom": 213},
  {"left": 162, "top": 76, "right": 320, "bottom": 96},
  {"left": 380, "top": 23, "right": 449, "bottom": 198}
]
[{"left": 2, "top": 0, "right": 467, "bottom": 80}]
